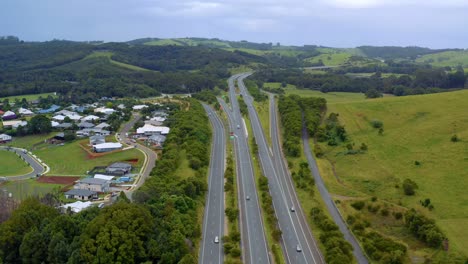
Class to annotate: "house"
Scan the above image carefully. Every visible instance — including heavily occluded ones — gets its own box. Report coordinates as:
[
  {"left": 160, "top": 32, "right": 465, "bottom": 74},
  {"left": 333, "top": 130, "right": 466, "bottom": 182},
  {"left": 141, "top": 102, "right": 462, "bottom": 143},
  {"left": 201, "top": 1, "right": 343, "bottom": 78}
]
[
  {"left": 94, "top": 174, "right": 115, "bottom": 181},
  {"left": 54, "top": 132, "right": 65, "bottom": 140},
  {"left": 56, "top": 123, "right": 73, "bottom": 130},
  {"left": 150, "top": 116, "right": 166, "bottom": 123},
  {"left": 117, "top": 104, "right": 126, "bottom": 110},
  {"left": 0, "top": 110, "right": 5, "bottom": 115},
  {"left": 64, "top": 189, "right": 98, "bottom": 200},
  {"left": 51, "top": 121, "right": 60, "bottom": 128},
  {"left": 76, "top": 128, "right": 110, "bottom": 137},
  {"left": 89, "top": 135, "right": 106, "bottom": 145},
  {"left": 53, "top": 112, "right": 82, "bottom": 122},
  {"left": 78, "top": 122, "right": 95, "bottom": 129},
  {"left": 133, "top": 104, "right": 148, "bottom": 110},
  {"left": 148, "top": 134, "right": 166, "bottom": 145},
  {"left": 2, "top": 111, "right": 17, "bottom": 120},
  {"left": 61, "top": 201, "right": 93, "bottom": 213},
  {"left": 18, "top": 108, "right": 34, "bottom": 116},
  {"left": 153, "top": 111, "right": 168, "bottom": 117},
  {"left": 37, "top": 104, "right": 60, "bottom": 114},
  {"left": 0, "top": 134, "right": 12, "bottom": 143},
  {"left": 52, "top": 114, "right": 66, "bottom": 121},
  {"left": 144, "top": 120, "right": 163, "bottom": 126},
  {"left": 82, "top": 115, "right": 100, "bottom": 122},
  {"left": 75, "top": 178, "right": 110, "bottom": 192},
  {"left": 106, "top": 162, "right": 132, "bottom": 176},
  {"left": 2, "top": 120, "right": 27, "bottom": 129},
  {"left": 94, "top": 122, "right": 110, "bottom": 130},
  {"left": 56, "top": 109, "right": 76, "bottom": 116},
  {"left": 136, "top": 124, "right": 170, "bottom": 135},
  {"left": 93, "top": 142, "right": 122, "bottom": 153},
  {"left": 94, "top": 107, "right": 115, "bottom": 115}
]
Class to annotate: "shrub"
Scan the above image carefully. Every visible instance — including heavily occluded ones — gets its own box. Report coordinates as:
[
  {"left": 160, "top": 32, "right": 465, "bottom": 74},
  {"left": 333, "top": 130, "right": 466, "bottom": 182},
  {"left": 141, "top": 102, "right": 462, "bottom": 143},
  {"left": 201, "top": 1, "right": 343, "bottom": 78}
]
[
  {"left": 402, "top": 179, "right": 418, "bottom": 196},
  {"left": 371, "top": 120, "right": 383, "bottom": 128},
  {"left": 381, "top": 208, "right": 389, "bottom": 216},
  {"left": 393, "top": 212, "right": 403, "bottom": 220},
  {"left": 414, "top": 160, "right": 421, "bottom": 166},
  {"left": 351, "top": 201, "right": 366, "bottom": 210},
  {"left": 451, "top": 134, "right": 459, "bottom": 142}
]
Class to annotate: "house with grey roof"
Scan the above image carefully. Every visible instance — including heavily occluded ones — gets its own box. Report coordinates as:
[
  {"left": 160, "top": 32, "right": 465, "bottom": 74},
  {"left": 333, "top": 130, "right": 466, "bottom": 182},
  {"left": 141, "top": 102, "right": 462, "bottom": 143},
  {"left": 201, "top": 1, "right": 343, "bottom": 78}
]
[
  {"left": 64, "top": 189, "right": 98, "bottom": 200},
  {"left": 78, "top": 122, "right": 95, "bottom": 129},
  {"left": 75, "top": 178, "right": 110, "bottom": 192},
  {"left": 106, "top": 162, "right": 132, "bottom": 176},
  {"left": 89, "top": 135, "right": 106, "bottom": 145}
]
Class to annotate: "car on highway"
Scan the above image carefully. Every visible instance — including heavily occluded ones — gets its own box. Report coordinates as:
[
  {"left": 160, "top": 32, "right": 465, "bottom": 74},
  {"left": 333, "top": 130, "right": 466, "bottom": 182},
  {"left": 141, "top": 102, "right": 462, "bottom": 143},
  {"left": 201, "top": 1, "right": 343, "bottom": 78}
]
[
  {"left": 237, "top": 124, "right": 240, "bottom": 129},
  {"left": 246, "top": 195, "right": 250, "bottom": 201},
  {"left": 296, "top": 244, "right": 302, "bottom": 252},
  {"left": 291, "top": 206, "right": 295, "bottom": 212},
  {"left": 214, "top": 236, "right": 219, "bottom": 244}
]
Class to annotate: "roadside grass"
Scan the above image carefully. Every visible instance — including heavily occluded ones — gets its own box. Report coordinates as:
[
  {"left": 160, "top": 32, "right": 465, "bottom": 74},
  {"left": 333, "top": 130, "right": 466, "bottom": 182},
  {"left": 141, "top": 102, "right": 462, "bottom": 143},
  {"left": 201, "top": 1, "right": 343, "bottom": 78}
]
[
  {"left": 244, "top": 116, "right": 286, "bottom": 264},
  {"left": 0, "top": 150, "right": 32, "bottom": 176},
  {"left": 6, "top": 133, "right": 55, "bottom": 150},
  {"left": 84, "top": 51, "right": 153, "bottom": 72},
  {"left": 283, "top": 87, "right": 366, "bottom": 104},
  {"left": 416, "top": 50, "right": 468, "bottom": 68},
  {"left": 263, "top": 82, "right": 296, "bottom": 90},
  {"left": 315, "top": 89, "right": 468, "bottom": 257},
  {"left": 0, "top": 179, "right": 62, "bottom": 200},
  {"left": 253, "top": 100, "right": 271, "bottom": 146},
  {"left": 33, "top": 139, "right": 144, "bottom": 175},
  {"left": 173, "top": 150, "right": 195, "bottom": 180},
  {"left": 0, "top": 92, "right": 56, "bottom": 102}
]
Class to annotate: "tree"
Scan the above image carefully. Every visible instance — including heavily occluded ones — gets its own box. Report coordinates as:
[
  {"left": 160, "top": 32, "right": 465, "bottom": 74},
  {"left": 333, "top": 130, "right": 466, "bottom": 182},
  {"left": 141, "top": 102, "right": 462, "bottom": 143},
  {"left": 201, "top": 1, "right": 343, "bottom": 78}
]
[
  {"left": 360, "top": 143, "right": 368, "bottom": 151},
  {"left": 27, "top": 115, "right": 52, "bottom": 134},
  {"left": 365, "top": 88, "right": 383, "bottom": 99},
  {"left": 402, "top": 179, "right": 418, "bottom": 195},
  {"left": 451, "top": 134, "right": 459, "bottom": 142}
]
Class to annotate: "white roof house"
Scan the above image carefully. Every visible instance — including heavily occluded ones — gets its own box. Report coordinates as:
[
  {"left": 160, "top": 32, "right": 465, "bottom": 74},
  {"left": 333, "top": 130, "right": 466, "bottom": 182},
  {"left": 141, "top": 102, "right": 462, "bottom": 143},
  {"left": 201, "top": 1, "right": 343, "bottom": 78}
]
[
  {"left": 136, "top": 124, "right": 170, "bottom": 135},
  {"left": 52, "top": 113, "right": 81, "bottom": 121},
  {"left": 3, "top": 120, "right": 23, "bottom": 128},
  {"left": 0, "top": 134, "right": 12, "bottom": 142},
  {"left": 133, "top": 105, "right": 148, "bottom": 110},
  {"left": 12, "top": 121, "right": 27, "bottom": 129},
  {"left": 94, "top": 174, "right": 115, "bottom": 181},
  {"left": 82, "top": 115, "right": 100, "bottom": 121},
  {"left": 93, "top": 142, "right": 122, "bottom": 153},
  {"left": 51, "top": 121, "right": 60, "bottom": 127},
  {"left": 150, "top": 116, "right": 166, "bottom": 122},
  {"left": 61, "top": 201, "right": 93, "bottom": 213},
  {"left": 94, "top": 107, "right": 116, "bottom": 115},
  {"left": 2, "top": 111, "right": 16, "bottom": 118},
  {"left": 18, "top": 108, "right": 34, "bottom": 115}
]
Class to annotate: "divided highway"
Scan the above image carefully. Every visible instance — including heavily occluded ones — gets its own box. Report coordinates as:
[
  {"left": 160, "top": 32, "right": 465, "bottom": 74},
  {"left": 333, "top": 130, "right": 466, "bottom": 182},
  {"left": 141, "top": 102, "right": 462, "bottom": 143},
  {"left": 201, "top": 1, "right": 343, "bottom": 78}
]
[
  {"left": 218, "top": 74, "right": 270, "bottom": 264},
  {"left": 236, "top": 73, "right": 324, "bottom": 264},
  {"left": 199, "top": 104, "right": 226, "bottom": 264}
]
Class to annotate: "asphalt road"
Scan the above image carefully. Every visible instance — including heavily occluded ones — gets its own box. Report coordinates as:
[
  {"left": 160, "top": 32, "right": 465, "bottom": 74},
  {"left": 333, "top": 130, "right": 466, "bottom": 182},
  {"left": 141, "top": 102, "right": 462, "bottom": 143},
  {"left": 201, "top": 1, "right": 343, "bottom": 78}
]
[
  {"left": 301, "top": 118, "right": 369, "bottom": 264},
  {"left": 0, "top": 146, "right": 46, "bottom": 181},
  {"left": 236, "top": 73, "right": 324, "bottom": 264},
  {"left": 117, "top": 114, "right": 157, "bottom": 199},
  {"left": 218, "top": 74, "right": 270, "bottom": 264},
  {"left": 199, "top": 104, "right": 226, "bottom": 264}
]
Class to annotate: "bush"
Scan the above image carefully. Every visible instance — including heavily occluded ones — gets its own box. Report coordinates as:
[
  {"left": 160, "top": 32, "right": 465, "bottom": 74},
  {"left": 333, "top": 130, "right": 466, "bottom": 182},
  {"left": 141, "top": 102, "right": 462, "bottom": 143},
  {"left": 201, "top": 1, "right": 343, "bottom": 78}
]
[
  {"left": 404, "top": 209, "right": 445, "bottom": 247},
  {"left": 351, "top": 201, "right": 366, "bottom": 210},
  {"left": 371, "top": 120, "right": 383, "bottom": 128},
  {"left": 451, "top": 134, "right": 460, "bottom": 142},
  {"left": 393, "top": 212, "right": 403, "bottom": 220},
  {"left": 381, "top": 208, "right": 389, "bottom": 216},
  {"left": 402, "top": 179, "right": 418, "bottom": 195}
]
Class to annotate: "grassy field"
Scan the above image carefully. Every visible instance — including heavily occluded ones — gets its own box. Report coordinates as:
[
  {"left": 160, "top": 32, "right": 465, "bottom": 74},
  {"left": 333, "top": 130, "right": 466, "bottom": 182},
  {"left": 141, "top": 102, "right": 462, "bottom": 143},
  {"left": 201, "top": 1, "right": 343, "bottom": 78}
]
[
  {"left": 253, "top": 100, "right": 271, "bottom": 145},
  {"left": 0, "top": 92, "right": 56, "bottom": 102},
  {"left": 316, "top": 90, "right": 468, "bottom": 256},
  {"left": 305, "top": 52, "right": 352, "bottom": 66},
  {"left": 144, "top": 39, "right": 184, "bottom": 46},
  {"left": 0, "top": 150, "right": 33, "bottom": 176},
  {"left": 0, "top": 179, "right": 62, "bottom": 200},
  {"left": 416, "top": 50, "right": 468, "bottom": 68},
  {"left": 85, "top": 51, "right": 152, "bottom": 71},
  {"left": 6, "top": 133, "right": 55, "bottom": 150},
  {"left": 30, "top": 139, "right": 144, "bottom": 175},
  {"left": 284, "top": 87, "right": 366, "bottom": 104}
]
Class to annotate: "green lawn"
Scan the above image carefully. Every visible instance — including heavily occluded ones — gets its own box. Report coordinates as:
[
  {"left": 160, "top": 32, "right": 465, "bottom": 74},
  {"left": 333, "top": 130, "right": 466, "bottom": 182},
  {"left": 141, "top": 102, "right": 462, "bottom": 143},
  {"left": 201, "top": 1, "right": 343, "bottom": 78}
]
[
  {"left": 316, "top": 90, "right": 468, "bottom": 256},
  {"left": 0, "top": 92, "right": 56, "bottom": 102},
  {"left": 253, "top": 100, "right": 271, "bottom": 145},
  {"left": 0, "top": 150, "right": 33, "bottom": 176},
  {"left": 0, "top": 179, "right": 62, "bottom": 200},
  {"left": 33, "top": 139, "right": 144, "bottom": 175},
  {"left": 416, "top": 50, "right": 468, "bottom": 68},
  {"left": 5, "top": 133, "right": 55, "bottom": 150},
  {"left": 305, "top": 53, "right": 351, "bottom": 66}
]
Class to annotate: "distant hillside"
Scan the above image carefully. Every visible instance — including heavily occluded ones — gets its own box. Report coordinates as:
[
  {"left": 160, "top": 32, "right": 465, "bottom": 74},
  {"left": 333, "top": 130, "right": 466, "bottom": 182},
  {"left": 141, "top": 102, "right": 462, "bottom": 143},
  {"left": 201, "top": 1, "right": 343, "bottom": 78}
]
[
  {"left": 416, "top": 50, "right": 468, "bottom": 69},
  {"left": 357, "top": 45, "right": 459, "bottom": 60}
]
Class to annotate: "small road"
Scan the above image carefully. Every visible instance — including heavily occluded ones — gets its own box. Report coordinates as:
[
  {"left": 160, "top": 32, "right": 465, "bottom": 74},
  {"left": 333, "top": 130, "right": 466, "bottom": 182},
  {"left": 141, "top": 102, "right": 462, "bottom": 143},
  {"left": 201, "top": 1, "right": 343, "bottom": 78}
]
[
  {"left": 117, "top": 113, "right": 157, "bottom": 199},
  {"left": 301, "top": 116, "right": 369, "bottom": 263},
  {"left": 237, "top": 73, "right": 324, "bottom": 264},
  {"left": 218, "top": 74, "right": 270, "bottom": 264},
  {"left": 199, "top": 104, "right": 226, "bottom": 264},
  {"left": 0, "top": 146, "right": 46, "bottom": 181}
]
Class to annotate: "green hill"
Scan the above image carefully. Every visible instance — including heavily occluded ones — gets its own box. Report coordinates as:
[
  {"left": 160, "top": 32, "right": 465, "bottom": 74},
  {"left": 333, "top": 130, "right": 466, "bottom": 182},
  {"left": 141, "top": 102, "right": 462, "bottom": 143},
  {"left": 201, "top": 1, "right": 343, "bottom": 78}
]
[
  {"left": 416, "top": 50, "right": 468, "bottom": 68},
  {"left": 316, "top": 90, "right": 468, "bottom": 257}
]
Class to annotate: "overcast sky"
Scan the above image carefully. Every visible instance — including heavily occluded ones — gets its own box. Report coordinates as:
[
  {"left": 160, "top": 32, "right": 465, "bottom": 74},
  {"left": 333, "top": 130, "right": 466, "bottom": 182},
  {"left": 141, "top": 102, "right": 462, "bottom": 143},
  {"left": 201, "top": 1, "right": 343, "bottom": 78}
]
[{"left": 0, "top": 0, "right": 467, "bottom": 48}]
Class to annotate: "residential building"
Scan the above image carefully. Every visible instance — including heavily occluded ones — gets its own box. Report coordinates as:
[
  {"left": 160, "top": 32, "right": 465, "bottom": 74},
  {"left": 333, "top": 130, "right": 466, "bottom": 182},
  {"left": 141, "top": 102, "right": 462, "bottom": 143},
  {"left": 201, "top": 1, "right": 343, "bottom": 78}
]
[
  {"left": 94, "top": 122, "right": 110, "bottom": 130},
  {"left": 148, "top": 134, "right": 166, "bottom": 145},
  {"left": 133, "top": 104, "right": 148, "bottom": 110},
  {"left": 76, "top": 128, "right": 110, "bottom": 137},
  {"left": 2, "top": 111, "right": 17, "bottom": 120},
  {"left": 106, "top": 162, "right": 132, "bottom": 175},
  {"left": 0, "top": 134, "right": 12, "bottom": 143},
  {"left": 82, "top": 115, "right": 100, "bottom": 122},
  {"left": 64, "top": 189, "right": 98, "bottom": 200},
  {"left": 75, "top": 178, "right": 110, "bottom": 192},
  {"left": 78, "top": 122, "right": 95, "bottom": 129},
  {"left": 89, "top": 135, "right": 106, "bottom": 145},
  {"left": 56, "top": 123, "right": 73, "bottom": 130},
  {"left": 37, "top": 104, "right": 60, "bottom": 114},
  {"left": 93, "top": 142, "right": 122, "bottom": 153},
  {"left": 94, "top": 174, "right": 114, "bottom": 181},
  {"left": 18, "top": 108, "right": 34, "bottom": 116},
  {"left": 136, "top": 124, "right": 170, "bottom": 135},
  {"left": 2, "top": 120, "right": 27, "bottom": 129},
  {"left": 61, "top": 201, "right": 93, "bottom": 213},
  {"left": 94, "top": 107, "right": 115, "bottom": 115}
]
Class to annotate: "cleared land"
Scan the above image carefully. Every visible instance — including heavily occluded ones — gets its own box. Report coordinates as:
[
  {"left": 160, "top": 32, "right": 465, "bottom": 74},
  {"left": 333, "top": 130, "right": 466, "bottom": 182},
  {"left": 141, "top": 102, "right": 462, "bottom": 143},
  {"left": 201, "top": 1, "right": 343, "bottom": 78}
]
[
  {"left": 0, "top": 150, "right": 32, "bottom": 176},
  {"left": 0, "top": 179, "right": 62, "bottom": 200},
  {"left": 305, "top": 52, "right": 352, "bottom": 66},
  {"left": 0, "top": 92, "right": 56, "bottom": 102},
  {"left": 416, "top": 50, "right": 468, "bottom": 68},
  {"left": 85, "top": 51, "right": 153, "bottom": 71},
  {"left": 317, "top": 90, "right": 468, "bottom": 256}
]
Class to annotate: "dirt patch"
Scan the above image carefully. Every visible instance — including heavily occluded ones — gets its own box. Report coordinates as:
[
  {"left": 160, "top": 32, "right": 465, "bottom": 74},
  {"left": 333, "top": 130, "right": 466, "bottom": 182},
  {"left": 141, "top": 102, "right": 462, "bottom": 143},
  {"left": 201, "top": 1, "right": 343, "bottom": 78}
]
[
  {"left": 37, "top": 176, "right": 81, "bottom": 185},
  {"left": 124, "top": 158, "right": 139, "bottom": 164}
]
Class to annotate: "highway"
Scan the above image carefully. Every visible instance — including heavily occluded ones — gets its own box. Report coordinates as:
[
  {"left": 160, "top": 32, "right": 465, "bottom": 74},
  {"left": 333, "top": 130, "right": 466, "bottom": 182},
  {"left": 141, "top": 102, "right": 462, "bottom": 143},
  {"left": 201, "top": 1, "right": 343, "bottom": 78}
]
[
  {"left": 236, "top": 73, "right": 324, "bottom": 264},
  {"left": 301, "top": 119, "right": 369, "bottom": 264},
  {"left": 199, "top": 104, "right": 226, "bottom": 264},
  {"left": 218, "top": 74, "right": 270, "bottom": 264}
]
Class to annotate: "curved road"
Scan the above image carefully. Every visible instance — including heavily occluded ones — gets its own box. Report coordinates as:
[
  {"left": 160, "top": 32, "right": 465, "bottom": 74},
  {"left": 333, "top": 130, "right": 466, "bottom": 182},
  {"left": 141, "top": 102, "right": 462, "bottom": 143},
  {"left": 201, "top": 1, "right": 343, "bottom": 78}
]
[
  {"left": 199, "top": 104, "right": 226, "bottom": 264},
  {"left": 0, "top": 146, "right": 46, "bottom": 181}
]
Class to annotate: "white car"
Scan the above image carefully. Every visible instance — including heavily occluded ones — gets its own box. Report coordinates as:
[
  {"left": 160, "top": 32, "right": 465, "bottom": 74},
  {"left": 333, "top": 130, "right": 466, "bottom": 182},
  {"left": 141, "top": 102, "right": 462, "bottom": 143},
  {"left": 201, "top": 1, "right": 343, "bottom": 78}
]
[
  {"left": 296, "top": 244, "right": 302, "bottom": 252},
  {"left": 291, "top": 206, "right": 295, "bottom": 212},
  {"left": 214, "top": 236, "right": 219, "bottom": 244},
  {"left": 246, "top": 196, "right": 250, "bottom": 201}
]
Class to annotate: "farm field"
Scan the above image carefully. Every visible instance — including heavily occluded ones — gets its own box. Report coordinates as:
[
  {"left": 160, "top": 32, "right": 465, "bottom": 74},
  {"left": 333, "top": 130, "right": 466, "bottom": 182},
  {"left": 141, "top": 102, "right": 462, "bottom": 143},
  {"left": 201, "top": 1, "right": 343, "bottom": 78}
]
[
  {"left": 0, "top": 150, "right": 32, "bottom": 176},
  {"left": 416, "top": 50, "right": 468, "bottom": 68},
  {"left": 33, "top": 139, "right": 144, "bottom": 175},
  {"left": 305, "top": 52, "right": 351, "bottom": 66},
  {"left": 316, "top": 90, "right": 468, "bottom": 256}
]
